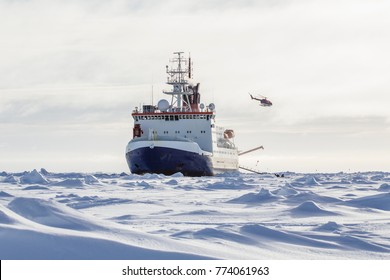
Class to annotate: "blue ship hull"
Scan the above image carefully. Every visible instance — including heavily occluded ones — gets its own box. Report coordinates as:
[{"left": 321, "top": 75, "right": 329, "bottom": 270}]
[{"left": 126, "top": 146, "right": 214, "bottom": 176}]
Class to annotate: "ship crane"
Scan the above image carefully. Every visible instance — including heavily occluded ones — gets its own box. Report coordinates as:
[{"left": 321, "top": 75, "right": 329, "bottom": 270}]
[
  {"left": 238, "top": 146, "right": 265, "bottom": 174},
  {"left": 238, "top": 146, "right": 264, "bottom": 156}
]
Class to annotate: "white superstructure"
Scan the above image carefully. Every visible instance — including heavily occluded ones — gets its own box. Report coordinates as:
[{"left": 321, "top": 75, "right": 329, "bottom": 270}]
[{"left": 125, "top": 52, "right": 238, "bottom": 176}]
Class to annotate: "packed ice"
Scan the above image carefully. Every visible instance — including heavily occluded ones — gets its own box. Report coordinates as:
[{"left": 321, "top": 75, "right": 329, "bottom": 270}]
[{"left": 1, "top": 169, "right": 390, "bottom": 259}]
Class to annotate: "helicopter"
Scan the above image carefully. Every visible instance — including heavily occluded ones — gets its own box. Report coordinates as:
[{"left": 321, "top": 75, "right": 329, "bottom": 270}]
[{"left": 249, "top": 93, "right": 273, "bottom": 107}]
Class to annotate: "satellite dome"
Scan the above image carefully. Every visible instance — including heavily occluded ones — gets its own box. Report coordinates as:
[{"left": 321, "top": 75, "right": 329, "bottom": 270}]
[
  {"left": 208, "top": 103, "right": 215, "bottom": 111},
  {"left": 158, "top": 99, "right": 170, "bottom": 112}
]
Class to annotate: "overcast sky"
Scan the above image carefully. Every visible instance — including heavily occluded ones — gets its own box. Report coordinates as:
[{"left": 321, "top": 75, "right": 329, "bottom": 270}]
[{"left": 1, "top": 0, "right": 389, "bottom": 173}]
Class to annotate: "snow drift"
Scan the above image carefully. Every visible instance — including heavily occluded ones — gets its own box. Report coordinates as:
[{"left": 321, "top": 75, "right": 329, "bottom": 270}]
[{"left": 1, "top": 169, "right": 389, "bottom": 259}]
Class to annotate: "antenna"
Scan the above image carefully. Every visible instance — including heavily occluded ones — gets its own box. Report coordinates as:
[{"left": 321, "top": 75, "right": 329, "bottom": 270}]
[
  {"left": 151, "top": 74, "right": 154, "bottom": 105},
  {"left": 163, "top": 52, "right": 192, "bottom": 112},
  {"left": 151, "top": 84, "right": 154, "bottom": 105},
  {"left": 188, "top": 54, "right": 191, "bottom": 78}
]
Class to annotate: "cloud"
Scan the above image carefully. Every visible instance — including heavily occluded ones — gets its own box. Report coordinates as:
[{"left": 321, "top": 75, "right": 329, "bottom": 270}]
[
  {"left": 1, "top": 0, "right": 389, "bottom": 172},
  {"left": 289, "top": 115, "right": 390, "bottom": 134},
  {"left": 0, "top": 84, "right": 153, "bottom": 125}
]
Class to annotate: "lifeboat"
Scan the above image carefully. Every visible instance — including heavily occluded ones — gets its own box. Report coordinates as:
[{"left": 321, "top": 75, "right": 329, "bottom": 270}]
[{"left": 224, "top": 129, "right": 235, "bottom": 139}]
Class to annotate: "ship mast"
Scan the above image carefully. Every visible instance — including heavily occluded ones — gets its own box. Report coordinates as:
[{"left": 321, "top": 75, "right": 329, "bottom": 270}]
[{"left": 163, "top": 52, "right": 193, "bottom": 112}]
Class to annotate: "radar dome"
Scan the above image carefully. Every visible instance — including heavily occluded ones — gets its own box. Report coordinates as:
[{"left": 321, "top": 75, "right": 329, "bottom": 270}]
[
  {"left": 200, "top": 103, "right": 205, "bottom": 110},
  {"left": 208, "top": 103, "right": 215, "bottom": 111},
  {"left": 158, "top": 99, "right": 170, "bottom": 112}
]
